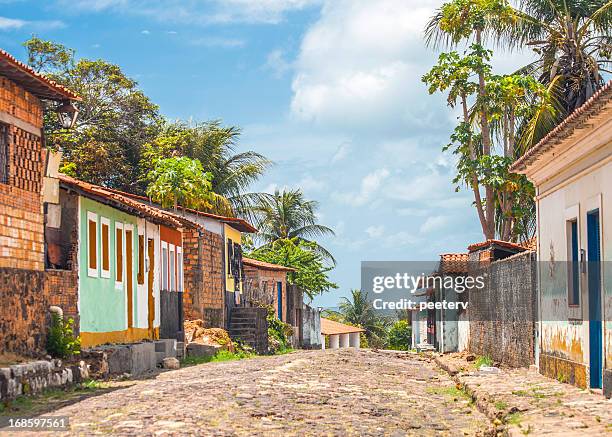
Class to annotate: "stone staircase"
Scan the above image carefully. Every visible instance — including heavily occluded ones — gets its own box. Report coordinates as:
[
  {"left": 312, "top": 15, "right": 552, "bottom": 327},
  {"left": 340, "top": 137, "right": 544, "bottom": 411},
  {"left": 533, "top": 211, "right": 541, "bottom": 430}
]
[{"left": 229, "top": 307, "right": 268, "bottom": 354}]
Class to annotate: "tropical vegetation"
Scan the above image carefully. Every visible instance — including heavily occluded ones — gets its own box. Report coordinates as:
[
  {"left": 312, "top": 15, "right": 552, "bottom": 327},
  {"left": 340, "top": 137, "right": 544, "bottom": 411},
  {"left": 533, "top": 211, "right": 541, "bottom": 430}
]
[{"left": 423, "top": 0, "right": 612, "bottom": 242}]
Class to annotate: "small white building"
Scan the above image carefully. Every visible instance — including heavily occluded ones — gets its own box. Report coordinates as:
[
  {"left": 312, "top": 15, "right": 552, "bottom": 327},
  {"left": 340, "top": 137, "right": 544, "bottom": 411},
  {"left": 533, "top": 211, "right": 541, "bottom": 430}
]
[{"left": 320, "top": 318, "right": 364, "bottom": 349}]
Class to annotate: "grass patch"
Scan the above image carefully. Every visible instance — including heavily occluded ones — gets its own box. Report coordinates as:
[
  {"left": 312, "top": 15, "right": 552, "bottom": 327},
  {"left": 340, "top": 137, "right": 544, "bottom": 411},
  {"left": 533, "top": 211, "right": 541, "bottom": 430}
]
[
  {"left": 426, "top": 385, "right": 471, "bottom": 401},
  {"left": 274, "top": 348, "right": 295, "bottom": 355},
  {"left": 494, "top": 400, "right": 508, "bottom": 410},
  {"left": 474, "top": 355, "right": 493, "bottom": 368},
  {"left": 0, "top": 379, "right": 110, "bottom": 417},
  {"left": 505, "top": 412, "right": 522, "bottom": 425},
  {"left": 180, "top": 350, "right": 254, "bottom": 367}
]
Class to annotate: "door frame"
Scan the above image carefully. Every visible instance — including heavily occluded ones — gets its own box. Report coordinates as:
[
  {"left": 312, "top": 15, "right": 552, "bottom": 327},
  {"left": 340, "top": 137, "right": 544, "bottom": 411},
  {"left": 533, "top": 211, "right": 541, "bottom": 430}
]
[{"left": 585, "top": 196, "right": 603, "bottom": 389}]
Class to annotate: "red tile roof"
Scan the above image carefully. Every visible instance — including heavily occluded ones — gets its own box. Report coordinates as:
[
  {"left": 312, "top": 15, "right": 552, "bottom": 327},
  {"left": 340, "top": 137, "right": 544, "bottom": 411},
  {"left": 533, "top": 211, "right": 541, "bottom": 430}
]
[
  {"left": 0, "top": 49, "right": 80, "bottom": 101},
  {"left": 439, "top": 253, "right": 469, "bottom": 274},
  {"left": 243, "top": 258, "right": 296, "bottom": 272},
  {"left": 520, "top": 237, "right": 537, "bottom": 252},
  {"left": 59, "top": 175, "right": 198, "bottom": 229},
  {"left": 102, "top": 186, "right": 258, "bottom": 233},
  {"left": 467, "top": 239, "right": 526, "bottom": 253},
  {"left": 320, "top": 318, "right": 365, "bottom": 336},
  {"left": 511, "top": 80, "right": 612, "bottom": 173}
]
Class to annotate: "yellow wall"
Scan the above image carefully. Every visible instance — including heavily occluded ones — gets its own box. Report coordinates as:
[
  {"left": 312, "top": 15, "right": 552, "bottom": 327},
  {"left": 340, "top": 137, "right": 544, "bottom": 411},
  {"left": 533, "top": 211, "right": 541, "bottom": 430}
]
[{"left": 224, "top": 224, "right": 243, "bottom": 293}]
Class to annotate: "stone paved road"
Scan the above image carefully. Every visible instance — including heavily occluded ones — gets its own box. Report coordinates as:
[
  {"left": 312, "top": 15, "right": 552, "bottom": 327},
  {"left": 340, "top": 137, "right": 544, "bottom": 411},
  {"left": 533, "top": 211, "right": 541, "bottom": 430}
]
[{"left": 9, "top": 349, "right": 493, "bottom": 436}]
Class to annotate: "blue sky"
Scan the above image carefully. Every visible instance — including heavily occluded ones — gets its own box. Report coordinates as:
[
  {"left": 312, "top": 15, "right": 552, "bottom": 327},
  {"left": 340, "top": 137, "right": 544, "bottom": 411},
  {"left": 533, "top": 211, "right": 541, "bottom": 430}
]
[{"left": 1, "top": 0, "right": 528, "bottom": 307}]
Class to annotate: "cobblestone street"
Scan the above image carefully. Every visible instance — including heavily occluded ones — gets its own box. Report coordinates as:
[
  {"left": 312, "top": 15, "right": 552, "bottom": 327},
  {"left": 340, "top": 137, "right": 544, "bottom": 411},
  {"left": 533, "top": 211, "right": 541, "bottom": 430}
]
[{"left": 8, "top": 349, "right": 492, "bottom": 436}]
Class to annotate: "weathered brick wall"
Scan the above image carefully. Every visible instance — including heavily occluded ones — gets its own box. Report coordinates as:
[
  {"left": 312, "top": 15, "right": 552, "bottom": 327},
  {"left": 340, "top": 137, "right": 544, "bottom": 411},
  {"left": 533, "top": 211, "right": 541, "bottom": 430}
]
[
  {"left": 0, "top": 77, "right": 43, "bottom": 127},
  {"left": 468, "top": 251, "right": 537, "bottom": 367},
  {"left": 0, "top": 76, "right": 45, "bottom": 272},
  {"left": 243, "top": 266, "right": 287, "bottom": 319},
  {"left": 45, "top": 270, "right": 79, "bottom": 330},
  {"left": 182, "top": 228, "right": 225, "bottom": 327},
  {"left": 0, "top": 268, "right": 47, "bottom": 356}
]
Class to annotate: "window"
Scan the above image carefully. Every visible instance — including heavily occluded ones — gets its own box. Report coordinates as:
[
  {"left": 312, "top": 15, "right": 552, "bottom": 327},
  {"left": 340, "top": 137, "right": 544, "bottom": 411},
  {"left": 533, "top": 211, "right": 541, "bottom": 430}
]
[
  {"left": 177, "top": 246, "right": 183, "bottom": 292},
  {"left": 0, "top": 123, "right": 8, "bottom": 184},
  {"left": 169, "top": 244, "right": 176, "bottom": 292},
  {"left": 137, "top": 234, "right": 145, "bottom": 285},
  {"left": 87, "top": 212, "right": 98, "bottom": 277},
  {"left": 567, "top": 219, "right": 580, "bottom": 306},
  {"left": 161, "top": 242, "right": 168, "bottom": 291},
  {"left": 115, "top": 222, "right": 124, "bottom": 287},
  {"left": 101, "top": 217, "right": 110, "bottom": 278}
]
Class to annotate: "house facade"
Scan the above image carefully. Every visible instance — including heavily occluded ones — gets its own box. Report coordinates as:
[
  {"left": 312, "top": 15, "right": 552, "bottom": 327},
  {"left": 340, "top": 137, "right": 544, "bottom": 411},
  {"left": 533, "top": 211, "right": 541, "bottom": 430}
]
[
  {"left": 243, "top": 257, "right": 295, "bottom": 321},
  {"left": 320, "top": 318, "right": 364, "bottom": 349},
  {"left": 511, "top": 82, "right": 612, "bottom": 396},
  {"left": 0, "top": 49, "right": 79, "bottom": 355},
  {"left": 46, "top": 175, "right": 195, "bottom": 348}
]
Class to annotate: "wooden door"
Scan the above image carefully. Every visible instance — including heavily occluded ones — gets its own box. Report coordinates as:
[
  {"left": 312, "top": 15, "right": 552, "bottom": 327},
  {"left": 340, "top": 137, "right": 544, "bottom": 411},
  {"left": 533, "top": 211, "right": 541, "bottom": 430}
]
[
  {"left": 587, "top": 210, "right": 602, "bottom": 389},
  {"left": 147, "top": 238, "right": 155, "bottom": 336},
  {"left": 126, "top": 229, "right": 134, "bottom": 328}
]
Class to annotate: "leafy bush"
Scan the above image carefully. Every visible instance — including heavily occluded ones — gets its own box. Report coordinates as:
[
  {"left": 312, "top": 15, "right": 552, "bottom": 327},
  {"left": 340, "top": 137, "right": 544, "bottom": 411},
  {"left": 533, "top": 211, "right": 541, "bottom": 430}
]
[
  {"left": 388, "top": 320, "right": 412, "bottom": 351},
  {"left": 264, "top": 305, "right": 294, "bottom": 354},
  {"left": 46, "top": 314, "right": 80, "bottom": 359}
]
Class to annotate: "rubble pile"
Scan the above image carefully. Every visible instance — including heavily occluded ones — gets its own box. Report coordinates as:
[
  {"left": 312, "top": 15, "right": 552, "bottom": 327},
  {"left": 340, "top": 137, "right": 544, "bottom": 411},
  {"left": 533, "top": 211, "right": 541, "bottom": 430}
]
[{"left": 184, "top": 320, "right": 234, "bottom": 352}]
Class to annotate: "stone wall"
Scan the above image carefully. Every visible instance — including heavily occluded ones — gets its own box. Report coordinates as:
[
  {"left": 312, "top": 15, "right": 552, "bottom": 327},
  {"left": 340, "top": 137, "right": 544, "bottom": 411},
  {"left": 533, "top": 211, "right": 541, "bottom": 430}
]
[
  {"left": 301, "top": 304, "right": 321, "bottom": 349},
  {"left": 0, "top": 268, "right": 47, "bottom": 356},
  {"left": 182, "top": 228, "right": 225, "bottom": 327},
  {"left": 0, "top": 359, "right": 88, "bottom": 401},
  {"left": 468, "top": 251, "right": 537, "bottom": 368}
]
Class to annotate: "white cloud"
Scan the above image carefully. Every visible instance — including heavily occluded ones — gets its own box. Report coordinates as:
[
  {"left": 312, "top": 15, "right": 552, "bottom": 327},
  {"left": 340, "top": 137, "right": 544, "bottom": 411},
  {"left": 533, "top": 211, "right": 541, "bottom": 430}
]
[
  {"left": 365, "top": 225, "right": 385, "bottom": 238},
  {"left": 141, "top": 29, "right": 150, "bottom": 34},
  {"left": 298, "top": 174, "right": 326, "bottom": 193},
  {"left": 334, "top": 168, "right": 390, "bottom": 207},
  {"left": 419, "top": 215, "right": 450, "bottom": 234},
  {"left": 62, "top": 0, "right": 321, "bottom": 24},
  {"left": 0, "top": 16, "right": 64, "bottom": 31},
  {"left": 265, "top": 49, "right": 292, "bottom": 78},
  {"left": 331, "top": 141, "right": 350, "bottom": 163},
  {"left": 290, "top": 0, "right": 442, "bottom": 133}
]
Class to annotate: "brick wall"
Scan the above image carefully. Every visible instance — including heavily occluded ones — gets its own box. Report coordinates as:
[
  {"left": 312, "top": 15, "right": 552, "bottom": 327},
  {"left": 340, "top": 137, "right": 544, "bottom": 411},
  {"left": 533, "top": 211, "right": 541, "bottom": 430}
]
[
  {"left": 467, "top": 250, "right": 537, "bottom": 367},
  {"left": 45, "top": 270, "right": 79, "bottom": 329},
  {"left": 243, "top": 266, "right": 287, "bottom": 320},
  {"left": 0, "top": 76, "right": 43, "bottom": 128},
  {"left": 182, "top": 228, "right": 225, "bottom": 327},
  {"left": 0, "top": 76, "right": 45, "bottom": 272},
  {"left": 0, "top": 268, "right": 47, "bottom": 356}
]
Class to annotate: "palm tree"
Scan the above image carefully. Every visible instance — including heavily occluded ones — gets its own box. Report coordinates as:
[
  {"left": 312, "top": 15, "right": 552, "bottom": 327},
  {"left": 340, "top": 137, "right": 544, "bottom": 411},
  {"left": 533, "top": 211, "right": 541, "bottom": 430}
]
[
  {"left": 249, "top": 188, "right": 335, "bottom": 264},
  {"left": 325, "top": 290, "right": 389, "bottom": 347},
  {"left": 140, "top": 120, "right": 272, "bottom": 218}
]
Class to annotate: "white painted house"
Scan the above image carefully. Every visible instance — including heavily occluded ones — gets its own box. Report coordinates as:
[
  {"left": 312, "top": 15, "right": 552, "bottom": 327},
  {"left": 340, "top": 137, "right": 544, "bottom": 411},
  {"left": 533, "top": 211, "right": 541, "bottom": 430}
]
[
  {"left": 320, "top": 318, "right": 364, "bottom": 349},
  {"left": 511, "top": 81, "right": 612, "bottom": 397}
]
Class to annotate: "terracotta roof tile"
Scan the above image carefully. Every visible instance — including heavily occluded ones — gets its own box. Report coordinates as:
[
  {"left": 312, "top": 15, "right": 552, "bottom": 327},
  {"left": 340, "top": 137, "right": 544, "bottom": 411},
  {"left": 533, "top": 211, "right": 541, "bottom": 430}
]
[
  {"left": 59, "top": 175, "right": 198, "bottom": 229},
  {"left": 243, "top": 258, "right": 296, "bottom": 272},
  {"left": 467, "top": 239, "right": 526, "bottom": 253},
  {"left": 511, "top": 80, "right": 612, "bottom": 172},
  {"left": 0, "top": 49, "right": 80, "bottom": 101},
  {"left": 439, "top": 253, "right": 469, "bottom": 274},
  {"left": 102, "top": 186, "right": 258, "bottom": 233},
  {"left": 320, "top": 318, "right": 365, "bottom": 336},
  {"left": 519, "top": 237, "right": 537, "bottom": 252}
]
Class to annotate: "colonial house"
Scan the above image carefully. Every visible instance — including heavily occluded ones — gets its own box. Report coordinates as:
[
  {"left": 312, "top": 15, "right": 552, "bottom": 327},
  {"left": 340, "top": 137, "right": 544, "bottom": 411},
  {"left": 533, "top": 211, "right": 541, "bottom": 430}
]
[
  {"left": 511, "top": 82, "right": 612, "bottom": 396},
  {"left": 320, "top": 318, "right": 364, "bottom": 349},
  {"left": 45, "top": 175, "right": 198, "bottom": 348},
  {"left": 0, "top": 49, "right": 80, "bottom": 355}
]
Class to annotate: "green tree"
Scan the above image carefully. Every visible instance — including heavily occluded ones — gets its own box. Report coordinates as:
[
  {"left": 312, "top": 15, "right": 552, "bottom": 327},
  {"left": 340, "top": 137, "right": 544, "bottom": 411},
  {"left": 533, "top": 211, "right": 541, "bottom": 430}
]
[
  {"left": 140, "top": 120, "right": 272, "bottom": 217},
  {"left": 247, "top": 238, "right": 338, "bottom": 301},
  {"left": 503, "top": 0, "right": 612, "bottom": 120},
  {"left": 24, "top": 37, "right": 161, "bottom": 191},
  {"left": 326, "top": 290, "right": 389, "bottom": 348},
  {"left": 250, "top": 189, "right": 335, "bottom": 263},
  {"left": 424, "top": 3, "right": 556, "bottom": 241},
  {"left": 388, "top": 320, "right": 412, "bottom": 351},
  {"left": 145, "top": 156, "right": 213, "bottom": 211}
]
